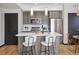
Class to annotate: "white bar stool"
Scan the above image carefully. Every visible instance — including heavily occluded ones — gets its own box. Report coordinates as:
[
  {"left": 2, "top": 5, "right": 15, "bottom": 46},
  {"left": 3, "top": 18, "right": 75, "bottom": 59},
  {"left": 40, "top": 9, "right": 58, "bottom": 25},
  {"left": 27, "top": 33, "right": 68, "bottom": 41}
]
[
  {"left": 40, "top": 35, "right": 56, "bottom": 55},
  {"left": 22, "top": 36, "right": 36, "bottom": 55}
]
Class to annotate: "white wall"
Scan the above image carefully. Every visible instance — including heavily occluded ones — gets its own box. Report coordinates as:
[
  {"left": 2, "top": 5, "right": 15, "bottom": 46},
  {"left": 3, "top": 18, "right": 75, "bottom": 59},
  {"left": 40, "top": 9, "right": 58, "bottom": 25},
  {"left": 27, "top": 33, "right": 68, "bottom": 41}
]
[
  {"left": 63, "top": 3, "right": 79, "bottom": 44},
  {"left": 0, "top": 8, "right": 4, "bottom": 46},
  {"left": 0, "top": 8, "right": 23, "bottom": 46}
]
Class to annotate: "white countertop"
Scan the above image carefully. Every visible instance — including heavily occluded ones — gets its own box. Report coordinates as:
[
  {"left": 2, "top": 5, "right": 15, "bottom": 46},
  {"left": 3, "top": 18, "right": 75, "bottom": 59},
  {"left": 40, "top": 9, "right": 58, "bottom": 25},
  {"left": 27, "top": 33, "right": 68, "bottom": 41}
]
[{"left": 16, "top": 32, "right": 62, "bottom": 37}]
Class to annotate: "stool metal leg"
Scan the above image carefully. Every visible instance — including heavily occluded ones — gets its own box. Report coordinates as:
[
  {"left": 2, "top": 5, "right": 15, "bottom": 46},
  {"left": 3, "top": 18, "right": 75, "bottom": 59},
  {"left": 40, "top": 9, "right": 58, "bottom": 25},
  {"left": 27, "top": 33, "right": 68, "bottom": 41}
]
[
  {"left": 22, "top": 45, "right": 24, "bottom": 55},
  {"left": 31, "top": 46, "right": 33, "bottom": 55},
  {"left": 22, "top": 45, "right": 28, "bottom": 55},
  {"left": 52, "top": 45, "right": 55, "bottom": 55},
  {"left": 22, "top": 45, "right": 25, "bottom": 55},
  {"left": 48, "top": 46, "right": 50, "bottom": 55},
  {"left": 40, "top": 44, "right": 42, "bottom": 55},
  {"left": 34, "top": 46, "right": 36, "bottom": 55},
  {"left": 25, "top": 47, "right": 27, "bottom": 55},
  {"left": 51, "top": 46, "right": 52, "bottom": 54},
  {"left": 45, "top": 46, "right": 47, "bottom": 54}
]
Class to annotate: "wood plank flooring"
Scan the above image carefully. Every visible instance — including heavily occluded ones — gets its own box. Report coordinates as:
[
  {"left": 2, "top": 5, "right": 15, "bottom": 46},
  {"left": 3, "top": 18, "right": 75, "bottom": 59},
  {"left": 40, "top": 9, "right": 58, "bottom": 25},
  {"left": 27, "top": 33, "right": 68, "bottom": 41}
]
[
  {"left": 0, "top": 45, "right": 18, "bottom": 55},
  {"left": 59, "top": 44, "right": 79, "bottom": 55},
  {"left": 0, "top": 44, "right": 79, "bottom": 55}
]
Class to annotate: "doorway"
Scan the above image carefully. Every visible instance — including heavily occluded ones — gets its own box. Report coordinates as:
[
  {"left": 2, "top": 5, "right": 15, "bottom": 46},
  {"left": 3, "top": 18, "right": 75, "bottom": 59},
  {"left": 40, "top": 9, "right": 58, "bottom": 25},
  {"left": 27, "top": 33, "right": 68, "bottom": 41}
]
[
  {"left": 68, "top": 13, "right": 79, "bottom": 35},
  {"left": 5, "top": 13, "right": 18, "bottom": 45}
]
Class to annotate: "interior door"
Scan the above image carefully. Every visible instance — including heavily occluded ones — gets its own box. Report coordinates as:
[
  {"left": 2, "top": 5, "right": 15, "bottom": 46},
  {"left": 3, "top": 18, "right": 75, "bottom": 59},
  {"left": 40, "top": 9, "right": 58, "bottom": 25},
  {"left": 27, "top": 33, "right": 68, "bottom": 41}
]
[
  {"left": 68, "top": 13, "right": 79, "bottom": 35},
  {"left": 5, "top": 13, "right": 18, "bottom": 45}
]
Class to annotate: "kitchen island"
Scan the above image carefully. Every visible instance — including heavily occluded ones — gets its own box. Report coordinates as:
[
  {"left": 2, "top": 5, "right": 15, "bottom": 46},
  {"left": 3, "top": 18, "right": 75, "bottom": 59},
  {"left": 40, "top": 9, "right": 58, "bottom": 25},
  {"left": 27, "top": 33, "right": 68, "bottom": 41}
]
[{"left": 16, "top": 32, "right": 62, "bottom": 55}]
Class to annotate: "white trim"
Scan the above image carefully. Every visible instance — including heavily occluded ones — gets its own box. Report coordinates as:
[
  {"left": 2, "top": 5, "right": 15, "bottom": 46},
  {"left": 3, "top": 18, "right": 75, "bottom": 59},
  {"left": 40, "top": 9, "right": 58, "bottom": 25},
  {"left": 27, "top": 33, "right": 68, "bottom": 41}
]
[
  {"left": 0, "top": 9, "right": 23, "bottom": 46},
  {"left": 3, "top": 9, "right": 23, "bottom": 32},
  {"left": 0, "top": 8, "right": 5, "bottom": 46}
]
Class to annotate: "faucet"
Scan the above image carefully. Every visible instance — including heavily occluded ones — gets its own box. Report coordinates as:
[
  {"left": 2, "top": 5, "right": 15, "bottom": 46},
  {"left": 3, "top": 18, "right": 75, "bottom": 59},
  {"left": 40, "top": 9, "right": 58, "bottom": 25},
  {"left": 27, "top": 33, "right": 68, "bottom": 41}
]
[{"left": 41, "top": 25, "right": 44, "bottom": 33}]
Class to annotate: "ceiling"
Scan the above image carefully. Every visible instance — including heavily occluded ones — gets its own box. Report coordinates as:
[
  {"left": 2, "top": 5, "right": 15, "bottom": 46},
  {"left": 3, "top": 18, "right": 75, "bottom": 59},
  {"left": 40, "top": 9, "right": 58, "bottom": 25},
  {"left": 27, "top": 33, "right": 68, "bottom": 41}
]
[
  {"left": 0, "top": 3, "right": 64, "bottom": 10},
  {"left": 17, "top": 3, "right": 64, "bottom": 11},
  {"left": 0, "top": 3, "right": 78, "bottom": 11},
  {"left": 0, "top": 3, "right": 20, "bottom": 9}
]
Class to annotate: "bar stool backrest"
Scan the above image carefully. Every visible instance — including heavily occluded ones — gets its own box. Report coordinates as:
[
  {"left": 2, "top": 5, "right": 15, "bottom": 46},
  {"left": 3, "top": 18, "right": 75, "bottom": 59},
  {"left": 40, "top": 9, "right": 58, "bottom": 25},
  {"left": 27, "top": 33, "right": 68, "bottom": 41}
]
[
  {"left": 45, "top": 35, "right": 56, "bottom": 43},
  {"left": 25, "top": 36, "right": 36, "bottom": 45}
]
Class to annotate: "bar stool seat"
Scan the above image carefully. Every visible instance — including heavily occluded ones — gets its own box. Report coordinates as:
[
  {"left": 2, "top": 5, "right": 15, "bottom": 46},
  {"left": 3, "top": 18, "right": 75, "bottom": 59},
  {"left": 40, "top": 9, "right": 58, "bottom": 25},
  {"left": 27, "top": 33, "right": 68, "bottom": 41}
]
[
  {"left": 23, "top": 42, "right": 35, "bottom": 46},
  {"left": 41, "top": 42, "right": 53, "bottom": 46},
  {"left": 23, "top": 36, "right": 36, "bottom": 46}
]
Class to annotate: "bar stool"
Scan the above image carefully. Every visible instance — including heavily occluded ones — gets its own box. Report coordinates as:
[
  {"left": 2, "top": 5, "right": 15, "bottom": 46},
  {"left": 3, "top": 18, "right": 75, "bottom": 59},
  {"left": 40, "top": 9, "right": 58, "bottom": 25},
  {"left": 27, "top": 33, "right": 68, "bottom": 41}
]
[
  {"left": 40, "top": 35, "right": 56, "bottom": 55},
  {"left": 22, "top": 36, "right": 36, "bottom": 55}
]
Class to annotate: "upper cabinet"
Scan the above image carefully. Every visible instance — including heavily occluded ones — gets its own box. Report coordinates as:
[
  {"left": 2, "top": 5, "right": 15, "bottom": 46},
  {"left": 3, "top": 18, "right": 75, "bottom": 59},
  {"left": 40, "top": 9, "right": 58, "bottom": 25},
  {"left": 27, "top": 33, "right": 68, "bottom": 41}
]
[
  {"left": 23, "top": 11, "right": 48, "bottom": 24},
  {"left": 23, "top": 11, "right": 62, "bottom": 24},
  {"left": 49, "top": 11, "right": 62, "bottom": 19}
]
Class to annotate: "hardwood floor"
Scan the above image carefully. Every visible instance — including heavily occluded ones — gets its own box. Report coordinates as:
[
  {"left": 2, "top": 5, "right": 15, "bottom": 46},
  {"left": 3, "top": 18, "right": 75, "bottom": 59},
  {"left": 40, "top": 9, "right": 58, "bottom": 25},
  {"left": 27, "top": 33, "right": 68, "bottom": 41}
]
[
  {"left": 0, "top": 44, "right": 79, "bottom": 55},
  {"left": 0, "top": 45, "right": 18, "bottom": 55},
  {"left": 59, "top": 44, "right": 79, "bottom": 55}
]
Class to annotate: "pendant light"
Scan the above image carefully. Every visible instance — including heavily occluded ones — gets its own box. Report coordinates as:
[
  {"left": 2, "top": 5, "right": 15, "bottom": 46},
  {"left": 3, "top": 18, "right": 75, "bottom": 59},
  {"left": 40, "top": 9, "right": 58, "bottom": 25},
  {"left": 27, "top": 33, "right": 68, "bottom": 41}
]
[
  {"left": 30, "top": 8, "right": 34, "bottom": 16},
  {"left": 45, "top": 8, "right": 48, "bottom": 16}
]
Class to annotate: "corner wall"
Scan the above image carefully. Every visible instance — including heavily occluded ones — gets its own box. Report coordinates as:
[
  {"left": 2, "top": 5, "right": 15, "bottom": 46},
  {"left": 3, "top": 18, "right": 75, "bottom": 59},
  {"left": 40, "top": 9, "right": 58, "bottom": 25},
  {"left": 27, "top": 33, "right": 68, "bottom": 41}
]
[
  {"left": 0, "top": 8, "right": 23, "bottom": 46},
  {"left": 0, "top": 8, "right": 4, "bottom": 46},
  {"left": 63, "top": 3, "right": 79, "bottom": 44}
]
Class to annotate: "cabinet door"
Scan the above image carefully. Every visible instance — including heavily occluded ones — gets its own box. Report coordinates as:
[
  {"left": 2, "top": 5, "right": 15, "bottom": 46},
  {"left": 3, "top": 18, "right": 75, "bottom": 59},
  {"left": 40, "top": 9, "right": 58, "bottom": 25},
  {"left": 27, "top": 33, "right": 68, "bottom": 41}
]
[{"left": 49, "top": 11, "right": 62, "bottom": 19}]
